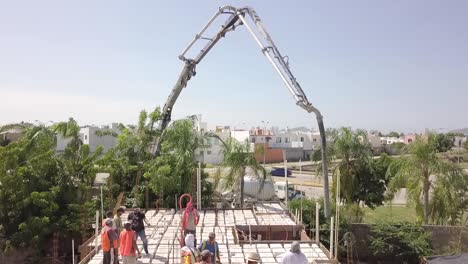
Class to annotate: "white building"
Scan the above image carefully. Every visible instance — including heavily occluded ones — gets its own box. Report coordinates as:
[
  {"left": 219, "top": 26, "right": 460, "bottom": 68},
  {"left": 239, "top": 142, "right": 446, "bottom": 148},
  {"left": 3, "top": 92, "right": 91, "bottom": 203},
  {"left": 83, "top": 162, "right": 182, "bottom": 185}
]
[
  {"left": 380, "top": 136, "right": 404, "bottom": 145},
  {"left": 231, "top": 129, "right": 250, "bottom": 143},
  {"left": 195, "top": 129, "right": 230, "bottom": 165},
  {"left": 56, "top": 123, "right": 120, "bottom": 154},
  {"left": 269, "top": 131, "right": 321, "bottom": 151}
]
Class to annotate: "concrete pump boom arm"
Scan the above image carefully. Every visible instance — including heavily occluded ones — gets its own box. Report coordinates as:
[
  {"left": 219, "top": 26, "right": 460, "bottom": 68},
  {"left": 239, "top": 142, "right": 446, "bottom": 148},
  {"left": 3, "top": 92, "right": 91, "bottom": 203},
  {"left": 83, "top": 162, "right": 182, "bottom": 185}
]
[{"left": 152, "top": 6, "right": 330, "bottom": 217}]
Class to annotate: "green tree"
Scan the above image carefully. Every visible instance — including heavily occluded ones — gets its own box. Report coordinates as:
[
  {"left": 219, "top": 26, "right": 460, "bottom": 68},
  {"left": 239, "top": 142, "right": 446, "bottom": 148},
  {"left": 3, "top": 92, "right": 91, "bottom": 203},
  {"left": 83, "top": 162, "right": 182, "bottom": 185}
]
[
  {"left": 329, "top": 128, "right": 390, "bottom": 208},
  {"left": 369, "top": 222, "right": 432, "bottom": 263},
  {"left": 387, "top": 131, "right": 401, "bottom": 138},
  {"left": 388, "top": 136, "right": 467, "bottom": 224},
  {"left": 98, "top": 108, "right": 160, "bottom": 207},
  {"left": 221, "top": 138, "right": 265, "bottom": 208},
  {"left": 431, "top": 133, "right": 454, "bottom": 153},
  {"left": 144, "top": 118, "right": 213, "bottom": 207},
  {"left": 0, "top": 123, "right": 95, "bottom": 253}
]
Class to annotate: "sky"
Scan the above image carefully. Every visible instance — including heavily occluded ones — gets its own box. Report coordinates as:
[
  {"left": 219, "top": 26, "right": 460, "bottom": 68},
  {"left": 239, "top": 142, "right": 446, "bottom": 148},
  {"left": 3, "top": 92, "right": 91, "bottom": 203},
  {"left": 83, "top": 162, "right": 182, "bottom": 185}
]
[{"left": 1, "top": 0, "right": 467, "bottom": 133}]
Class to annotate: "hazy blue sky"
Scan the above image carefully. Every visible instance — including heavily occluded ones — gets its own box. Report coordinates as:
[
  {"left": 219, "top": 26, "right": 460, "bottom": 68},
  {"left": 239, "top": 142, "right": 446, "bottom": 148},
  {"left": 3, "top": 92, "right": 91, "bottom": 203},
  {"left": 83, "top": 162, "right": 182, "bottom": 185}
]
[{"left": 1, "top": 0, "right": 467, "bottom": 132}]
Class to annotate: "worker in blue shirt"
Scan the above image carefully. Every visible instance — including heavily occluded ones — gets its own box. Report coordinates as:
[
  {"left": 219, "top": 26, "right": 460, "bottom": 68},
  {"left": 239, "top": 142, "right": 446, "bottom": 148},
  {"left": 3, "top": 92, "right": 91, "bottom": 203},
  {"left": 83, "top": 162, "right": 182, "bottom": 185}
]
[{"left": 198, "top": 232, "right": 220, "bottom": 263}]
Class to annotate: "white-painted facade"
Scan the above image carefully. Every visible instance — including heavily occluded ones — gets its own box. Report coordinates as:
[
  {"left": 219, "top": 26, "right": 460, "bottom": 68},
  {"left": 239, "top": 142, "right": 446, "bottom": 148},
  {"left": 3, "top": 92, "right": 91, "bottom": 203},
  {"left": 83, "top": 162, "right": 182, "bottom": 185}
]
[
  {"left": 380, "top": 136, "right": 404, "bottom": 145},
  {"left": 56, "top": 123, "right": 120, "bottom": 154}
]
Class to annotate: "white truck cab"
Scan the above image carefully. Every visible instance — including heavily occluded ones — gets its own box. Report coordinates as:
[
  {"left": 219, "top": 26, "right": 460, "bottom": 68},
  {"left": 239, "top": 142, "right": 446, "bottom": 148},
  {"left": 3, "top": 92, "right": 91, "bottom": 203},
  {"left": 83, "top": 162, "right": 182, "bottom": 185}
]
[{"left": 274, "top": 182, "right": 296, "bottom": 200}]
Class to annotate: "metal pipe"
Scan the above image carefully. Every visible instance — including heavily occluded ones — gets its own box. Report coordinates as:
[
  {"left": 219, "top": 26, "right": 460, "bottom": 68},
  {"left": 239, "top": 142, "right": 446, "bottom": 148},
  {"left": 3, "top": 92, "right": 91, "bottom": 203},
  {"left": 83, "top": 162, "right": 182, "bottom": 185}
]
[
  {"left": 330, "top": 216, "right": 334, "bottom": 259},
  {"left": 284, "top": 158, "right": 288, "bottom": 208},
  {"left": 315, "top": 202, "right": 320, "bottom": 242},
  {"left": 72, "top": 239, "right": 75, "bottom": 264},
  {"left": 95, "top": 210, "right": 99, "bottom": 253},
  {"left": 237, "top": 13, "right": 299, "bottom": 99},
  {"left": 100, "top": 185, "right": 103, "bottom": 221}
]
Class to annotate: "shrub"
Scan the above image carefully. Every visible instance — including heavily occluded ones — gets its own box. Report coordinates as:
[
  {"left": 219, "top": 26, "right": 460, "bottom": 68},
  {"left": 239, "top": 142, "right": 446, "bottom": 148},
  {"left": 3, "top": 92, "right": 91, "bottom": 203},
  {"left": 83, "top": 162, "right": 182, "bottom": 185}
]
[{"left": 369, "top": 222, "right": 432, "bottom": 263}]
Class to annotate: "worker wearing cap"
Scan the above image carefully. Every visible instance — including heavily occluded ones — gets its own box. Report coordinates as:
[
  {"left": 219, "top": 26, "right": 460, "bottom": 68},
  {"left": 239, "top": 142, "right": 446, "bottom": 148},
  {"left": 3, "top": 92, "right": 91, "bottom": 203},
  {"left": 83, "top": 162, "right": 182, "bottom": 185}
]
[
  {"left": 198, "top": 232, "right": 220, "bottom": 263},
  {"left": 119, "top": 220, "right": 141, "bottom": 264},
  {"left": 199, "top": 250, "right": 213, "bottom": 264},
  {"left": 101, "top": 218, "right": 119, "bottom": 264},
  {"left": 245, "top": 252, "right": 261, "bottom": 264},
  {"left": 281, "top": 241, "right": 308, "bottom": 264}
]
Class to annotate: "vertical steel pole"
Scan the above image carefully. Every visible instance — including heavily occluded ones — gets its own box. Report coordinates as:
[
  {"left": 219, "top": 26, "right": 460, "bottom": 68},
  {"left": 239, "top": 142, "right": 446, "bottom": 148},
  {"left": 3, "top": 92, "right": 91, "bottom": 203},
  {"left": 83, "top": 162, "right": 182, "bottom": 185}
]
[
  {"left": 315, "top": 202, "right": 320, "bottom": 242},
  {"left": 95, "top": 210, "right": 99, "bottom": 253},
  {"left": 300, "top": 159, "right": 303, "bottom": 222},
  {"left": 197, "top": 162, "right": 202, "bottom": 209},
  {"left": 100, "top": 185, "right": 104, "bottom": 220},
  {"left": 330, "top": 216, "right": 334, "bottom": 259},
  {"left": 284, "top": 158, "right": 288, "bottom": 208},
  {"left": 72, "top": 239, "right": 75, "bottom": 264}
]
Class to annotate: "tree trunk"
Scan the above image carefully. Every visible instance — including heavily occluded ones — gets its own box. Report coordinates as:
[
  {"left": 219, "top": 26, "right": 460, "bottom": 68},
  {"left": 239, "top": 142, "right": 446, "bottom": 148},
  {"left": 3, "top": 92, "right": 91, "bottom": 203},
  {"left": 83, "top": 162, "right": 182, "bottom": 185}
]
[
  {"left": 423, "top": 176, "right": 430, "bottom": 224},
  {"left": 240, "top": 175, "right": 245, "bottom": 208}
]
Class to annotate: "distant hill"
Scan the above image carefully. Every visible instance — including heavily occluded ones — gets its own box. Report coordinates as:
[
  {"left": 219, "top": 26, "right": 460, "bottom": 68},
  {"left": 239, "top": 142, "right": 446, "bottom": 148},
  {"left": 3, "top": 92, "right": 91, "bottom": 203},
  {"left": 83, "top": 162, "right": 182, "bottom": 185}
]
[{"left": 449, "top": 128, "right": 468, "bottom": 135}]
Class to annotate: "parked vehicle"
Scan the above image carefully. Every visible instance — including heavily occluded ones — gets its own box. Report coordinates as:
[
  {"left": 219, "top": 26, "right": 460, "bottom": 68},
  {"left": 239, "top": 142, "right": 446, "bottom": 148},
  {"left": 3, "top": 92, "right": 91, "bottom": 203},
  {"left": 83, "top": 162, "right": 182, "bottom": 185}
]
[
  {"left": 270, "top": 167, "right": 292, "bottom": 177},
  {"left": 274, "top": 182, "right": 296, "bottom": 200}
]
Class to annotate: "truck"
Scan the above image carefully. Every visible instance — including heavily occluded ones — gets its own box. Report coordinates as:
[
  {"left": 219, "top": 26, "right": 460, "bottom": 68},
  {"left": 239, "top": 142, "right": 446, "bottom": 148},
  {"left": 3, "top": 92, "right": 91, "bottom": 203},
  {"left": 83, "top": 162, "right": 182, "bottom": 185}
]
[{"left": 274, "top": 182, "right": 305, "bottom": 200}]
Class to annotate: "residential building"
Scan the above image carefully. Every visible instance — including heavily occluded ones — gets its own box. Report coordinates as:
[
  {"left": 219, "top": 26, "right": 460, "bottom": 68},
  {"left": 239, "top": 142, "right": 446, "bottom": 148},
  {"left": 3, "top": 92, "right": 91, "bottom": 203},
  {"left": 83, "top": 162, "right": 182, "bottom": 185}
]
[
  {"left": 56, "top": 123, "right": 120, "bottom": 154},
  {"left": 404, "top": 134, "right": 417, "bottom": 144},
  {"left": 380, "top": 136, "right": 404, "bottom": 145},
  {"left": 0, "top": 128, "right": 23, "bottom": 144}
]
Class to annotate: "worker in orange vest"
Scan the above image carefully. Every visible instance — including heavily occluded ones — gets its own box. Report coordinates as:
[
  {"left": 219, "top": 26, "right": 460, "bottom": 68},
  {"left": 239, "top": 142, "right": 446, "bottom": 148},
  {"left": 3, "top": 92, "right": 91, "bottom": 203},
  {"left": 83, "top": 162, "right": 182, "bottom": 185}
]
[
  {"left": 119, "top": 220, "right": 141, "bottom": 264},
  {"left": 101, "top": 218, "right": 119, "bottom": 264}
]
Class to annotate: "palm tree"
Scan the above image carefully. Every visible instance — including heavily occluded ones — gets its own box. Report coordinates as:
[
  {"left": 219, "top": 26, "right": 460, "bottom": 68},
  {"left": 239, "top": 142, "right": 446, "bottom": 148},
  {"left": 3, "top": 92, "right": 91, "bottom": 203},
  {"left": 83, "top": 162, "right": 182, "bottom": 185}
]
[
  {"left": 388, "top": 135, "right": 467, "bottom": 224},
  {"left": 220, "top": 137, "right": 265, "bottom": 208}
]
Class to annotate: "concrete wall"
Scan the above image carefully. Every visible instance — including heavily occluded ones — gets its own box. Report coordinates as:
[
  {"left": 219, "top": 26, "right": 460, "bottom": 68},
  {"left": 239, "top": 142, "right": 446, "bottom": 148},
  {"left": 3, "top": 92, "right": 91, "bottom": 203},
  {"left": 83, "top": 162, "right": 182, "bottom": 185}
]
[
  {"left": 350, "top": 224, "right": 468, "bottom": 260},
  {"left": 82, "top": 127, "right": 118, "bottom": 153}
]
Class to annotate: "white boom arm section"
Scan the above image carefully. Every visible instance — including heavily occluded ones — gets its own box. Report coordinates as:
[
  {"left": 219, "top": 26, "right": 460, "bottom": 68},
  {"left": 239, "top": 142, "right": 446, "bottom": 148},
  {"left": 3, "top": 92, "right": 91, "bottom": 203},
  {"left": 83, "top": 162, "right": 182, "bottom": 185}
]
[{"left": 152, "top": 6, "right": 330, "bottom": 217}]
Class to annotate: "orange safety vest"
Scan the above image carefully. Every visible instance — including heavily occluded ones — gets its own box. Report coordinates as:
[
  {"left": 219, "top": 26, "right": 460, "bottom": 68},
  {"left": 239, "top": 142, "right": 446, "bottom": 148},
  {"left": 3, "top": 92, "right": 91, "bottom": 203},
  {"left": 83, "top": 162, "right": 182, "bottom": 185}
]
[
  {"left": 101, "top": 228, "right": 118, "bottom": 252},
  {"left": 119, "top": 230, "right": 136, "bottom": 257}
]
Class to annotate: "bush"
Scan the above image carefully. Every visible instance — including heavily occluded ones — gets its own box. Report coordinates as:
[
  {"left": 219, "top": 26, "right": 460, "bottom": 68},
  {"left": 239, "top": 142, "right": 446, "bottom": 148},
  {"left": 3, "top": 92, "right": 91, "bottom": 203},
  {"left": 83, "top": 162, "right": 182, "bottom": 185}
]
[{"left": 369, "top": 222, "right": 432, "bottom": 263}]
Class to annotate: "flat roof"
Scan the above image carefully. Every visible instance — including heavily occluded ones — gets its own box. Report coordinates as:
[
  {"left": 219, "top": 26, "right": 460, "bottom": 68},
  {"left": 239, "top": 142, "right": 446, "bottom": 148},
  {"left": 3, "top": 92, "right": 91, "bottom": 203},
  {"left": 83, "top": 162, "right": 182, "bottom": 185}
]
[{"left": 87, "top": 203, "right": 331, "bottom": 263}]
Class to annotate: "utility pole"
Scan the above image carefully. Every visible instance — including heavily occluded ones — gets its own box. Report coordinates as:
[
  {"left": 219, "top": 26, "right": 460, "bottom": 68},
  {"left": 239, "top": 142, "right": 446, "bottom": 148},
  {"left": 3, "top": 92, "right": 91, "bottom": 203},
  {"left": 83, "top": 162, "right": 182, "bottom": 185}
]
[{"left": 284, "top": 158, "right": 288, "bottom": 208}]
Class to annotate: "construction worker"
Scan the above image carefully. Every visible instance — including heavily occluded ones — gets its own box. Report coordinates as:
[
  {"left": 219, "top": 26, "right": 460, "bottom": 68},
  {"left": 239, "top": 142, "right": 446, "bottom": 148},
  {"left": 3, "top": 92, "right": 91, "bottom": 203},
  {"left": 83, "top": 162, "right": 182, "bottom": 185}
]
[
  {"left": 102, "top": 211, "right": 114, "bottom": 227},
  {"left": 113, "top": 206, "right": 125, "bottom": 263},
  {"left": 119, "top": 220, "right": 141, "bottom": 264},
  {"left": 182, "top": 201, "right": 199, "bottom": 244},
  {"left": 101, "top": 218, "right": 119, "bottom": 264},
  {"left": 198, "top": 232, "right": 220, "bottom": 263},
  {"left": 245, "top": 252, "right": 261, "bottom": 264},
  {"left": 199, "top": 250, "right": 213, "bottom": 264},
  {"left": 281, "top": 241, "right": 308, "bottom": 264},
  {"left": 181, "top": 233, "right": 200, "bottom": 264},
  {"left": 113, "top": 206, "right": 125, "bottom": 233},
  {"left": 130, "top": 207, "right": 151, "bottom": 255}
]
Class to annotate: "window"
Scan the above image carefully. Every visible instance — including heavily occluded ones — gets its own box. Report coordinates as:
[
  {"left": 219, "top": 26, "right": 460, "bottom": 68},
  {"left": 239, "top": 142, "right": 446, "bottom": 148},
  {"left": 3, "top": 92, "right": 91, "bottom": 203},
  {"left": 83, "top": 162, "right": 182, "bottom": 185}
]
[
  {"left": 313, "top": 138, "right": 317, "bottom": 142},
  {"left": 207, "top": 151, "right": 212, "bottom": 155},
  {"left": 285, "top": 137, "right": 290, "bottom": 143},
  {"left": 251, "top": 137, "right": 256, "bottom": 143},
  {"left": 276, "top": 137, "right": 282, "bottom": 143},
  {"left": 300, "top": 137, "right": 304, "bottom": 142},
  {"left": 85, "top": 135, "right": 88, "bottom": 140}
]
